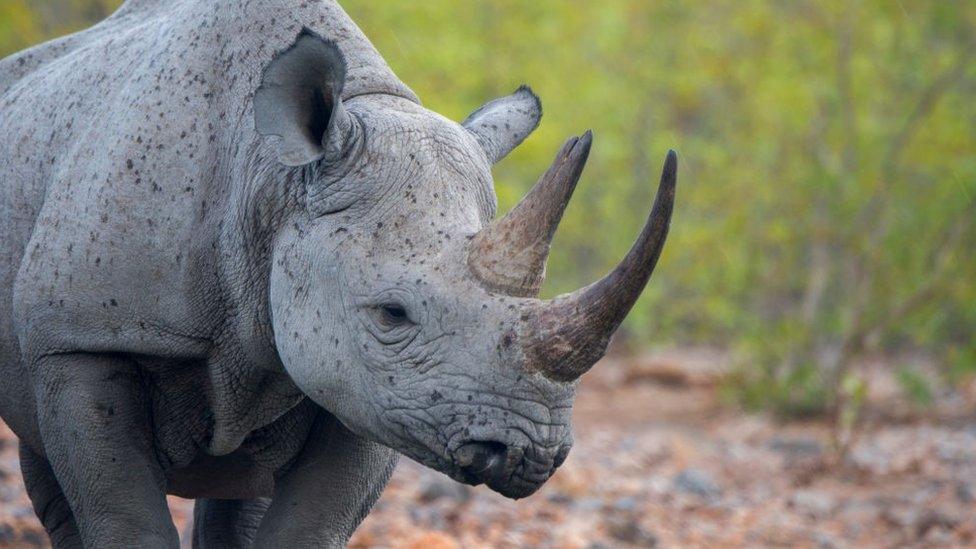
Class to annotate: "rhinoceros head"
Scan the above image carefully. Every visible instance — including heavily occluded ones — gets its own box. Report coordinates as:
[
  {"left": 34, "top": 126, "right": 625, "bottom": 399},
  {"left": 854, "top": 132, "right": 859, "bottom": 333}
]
[{"left": 256, "top": 30, "right": 676, "bottom": 498}]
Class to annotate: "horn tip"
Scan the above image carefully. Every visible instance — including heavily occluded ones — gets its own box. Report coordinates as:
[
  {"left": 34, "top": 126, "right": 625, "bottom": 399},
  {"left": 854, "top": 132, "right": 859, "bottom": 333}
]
[
  {"left": 662, "top": 149, "right": 678, "bottom": 186},
  {"left": 574, "top": 130, "right": 593, "bottom": 156}
]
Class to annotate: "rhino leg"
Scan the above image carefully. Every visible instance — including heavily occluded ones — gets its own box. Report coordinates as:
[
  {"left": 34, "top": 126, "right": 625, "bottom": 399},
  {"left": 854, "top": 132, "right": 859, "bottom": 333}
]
[
  {"left": 19, "top": 443, "right": 82, "bottom": 549},
  {"left": 192, "top": 498, "right": 271, "bottom": 549},
  {"left": 253, "top": 413, "right": 398, "bottom": 547},
  {"left": 30, "top": 353, "right": 179, "bottom": 548}
]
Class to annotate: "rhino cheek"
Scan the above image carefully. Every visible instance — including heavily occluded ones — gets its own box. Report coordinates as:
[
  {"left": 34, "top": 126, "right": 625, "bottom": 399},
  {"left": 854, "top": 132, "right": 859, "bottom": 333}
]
[
  {"left": 268, "top": 239, "right": 376, "bottom": 436},
  {"left": 272, "top": 303, "right": 381, "bottom": 439},
  {"left": 271, "top": 285, "right": 343, "bottom": 407}
]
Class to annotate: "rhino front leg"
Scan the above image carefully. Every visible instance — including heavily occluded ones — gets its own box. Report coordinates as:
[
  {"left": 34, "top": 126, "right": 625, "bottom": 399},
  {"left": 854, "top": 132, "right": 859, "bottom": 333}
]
[
  {"left": 30, "top": 353, "right": 179, "bottom": 548},
  {"left": 192, "top": 497, "right": 271, "bottom": 548},
  {"left": 19, "top": 443, "right": 82, "bottom": 548},
  {"left": 253, "top": 413, "right": 398, "bottom": 548}
]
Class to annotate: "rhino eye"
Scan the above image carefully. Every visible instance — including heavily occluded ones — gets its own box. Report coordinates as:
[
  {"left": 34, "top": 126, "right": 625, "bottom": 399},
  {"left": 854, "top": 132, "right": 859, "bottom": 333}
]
[{"left": 378, "top": 304, "right": 410, "bottom": 327}]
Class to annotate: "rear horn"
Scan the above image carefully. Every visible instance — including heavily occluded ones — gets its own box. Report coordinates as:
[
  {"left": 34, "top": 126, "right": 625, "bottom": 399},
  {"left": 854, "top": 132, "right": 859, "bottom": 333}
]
[{"left": 522, "top": 150, "right": 677, "bottom": 382}]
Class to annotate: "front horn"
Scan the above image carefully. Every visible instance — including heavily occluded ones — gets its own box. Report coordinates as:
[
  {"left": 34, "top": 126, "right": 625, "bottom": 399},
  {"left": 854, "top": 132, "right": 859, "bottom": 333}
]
[
  {"left": 467, "top": 131, "right": 592, "bottom": 297},
  {"left": 523, "top": 150, "right": 678, "bottom": 382}
]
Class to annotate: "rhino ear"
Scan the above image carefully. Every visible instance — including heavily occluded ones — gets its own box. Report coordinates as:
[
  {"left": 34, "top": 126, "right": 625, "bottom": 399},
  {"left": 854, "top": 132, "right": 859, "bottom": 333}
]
[
  {"left": 254, "top": 28, "right": 354, "bottom": 167},
  {"left": 462, "top": 85, "right": 542, "bottom": 164}
]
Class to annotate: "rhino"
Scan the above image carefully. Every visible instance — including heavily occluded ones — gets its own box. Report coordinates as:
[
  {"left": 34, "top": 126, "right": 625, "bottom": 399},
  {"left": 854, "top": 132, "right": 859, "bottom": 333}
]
[{"left": 0, "top": 0, "right": 677, "bottom": 547}]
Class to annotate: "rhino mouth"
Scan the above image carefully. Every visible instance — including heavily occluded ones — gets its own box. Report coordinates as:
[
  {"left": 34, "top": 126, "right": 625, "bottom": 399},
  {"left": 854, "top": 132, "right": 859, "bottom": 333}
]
[
  {"left": 446, "top": 438, "right": 571, "bottom": 499},
  {"left": 372, "top": 385, "right": 574, "bottom": 498},
  {"left": 381, "top": 418, "right": 569, "bottom": 498}
]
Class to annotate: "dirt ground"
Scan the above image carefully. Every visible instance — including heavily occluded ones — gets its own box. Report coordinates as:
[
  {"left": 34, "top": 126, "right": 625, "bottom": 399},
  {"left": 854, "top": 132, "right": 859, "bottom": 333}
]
[{"left": 0, "top": 350, "right": 973, "bottom": 548}]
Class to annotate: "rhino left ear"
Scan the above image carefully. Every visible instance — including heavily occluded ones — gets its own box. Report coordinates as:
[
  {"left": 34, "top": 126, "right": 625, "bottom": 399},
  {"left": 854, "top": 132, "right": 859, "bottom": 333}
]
[
  {"left": 254, "top": 28, "right": 355, "bottom": 167},
  {"left": 462, "top": 85, "right": 542, "bottom": 164}
]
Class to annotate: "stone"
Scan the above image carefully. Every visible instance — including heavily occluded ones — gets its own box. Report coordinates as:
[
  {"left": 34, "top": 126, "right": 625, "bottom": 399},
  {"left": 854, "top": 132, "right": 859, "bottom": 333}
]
[
  {"left": 790, "top": 490, "right": 836, "bottom": 518},
  {"left": 417, "top": 478, "right": 471, "bottom": 504},
  {"left": 769, "top": 436, "right": 823, "bottom": 458},
  {"left": 606, "top": 515, "right": 658, "bottom": 547},
  {"left": 955, "top": 481, "right": 975, "bottom": 503},
  {"left": 672, "top": 469, "right": 722, "bottom": 499}
]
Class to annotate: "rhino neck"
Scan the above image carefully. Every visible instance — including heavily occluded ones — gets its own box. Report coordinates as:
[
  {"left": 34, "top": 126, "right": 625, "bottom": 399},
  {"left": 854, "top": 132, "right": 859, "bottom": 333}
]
[
  {"left": 219, "top": 151, "right": 302, "bottom": 373},
  {"left": 206, "top": 141, "right": 305, "bottom": 453},
  {"left": 213, "top": 0, "right": 418, "bottom": 365}
]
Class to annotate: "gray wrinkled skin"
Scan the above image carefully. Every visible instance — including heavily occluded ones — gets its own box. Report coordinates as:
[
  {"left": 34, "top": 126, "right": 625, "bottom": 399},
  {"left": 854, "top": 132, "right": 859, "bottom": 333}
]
[{"left": 0, "top": 1, "right": 655, "bottom": 547}]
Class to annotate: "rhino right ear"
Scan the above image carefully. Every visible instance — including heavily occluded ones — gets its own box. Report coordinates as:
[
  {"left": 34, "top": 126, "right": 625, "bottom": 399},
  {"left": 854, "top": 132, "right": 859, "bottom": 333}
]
[
  {"left": 462, "top": 85, "right": 542, "bottom": 164},
  {"left": 254, "top": 28, "right": 355, "bottom": 167}
]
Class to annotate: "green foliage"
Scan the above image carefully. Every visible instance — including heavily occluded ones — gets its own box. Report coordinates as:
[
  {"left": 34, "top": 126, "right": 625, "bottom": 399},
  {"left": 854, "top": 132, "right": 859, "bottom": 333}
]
[
  {"left": 946, "top": 346, "right": 976, "bottom": 385},
  {"left": 839, "top": 373, "right": 868, "bottom": 425},
  {"left": 896, "top": 367, "right": 934, "bottom": 407},
  {"left": 0, "top": 1, "right": 42, "bottom": 55},
  {"left": 831, "top": 372, "right": 868, "bottom": 458},
  {"left": 2, "top": 1, "right": 974, "bottom": 414},
  {"left": 726, "top": 359, "right": 829, "bottom": 418},
  {"left": 0, "top": 0, "right": 119, "bottom": 56}
]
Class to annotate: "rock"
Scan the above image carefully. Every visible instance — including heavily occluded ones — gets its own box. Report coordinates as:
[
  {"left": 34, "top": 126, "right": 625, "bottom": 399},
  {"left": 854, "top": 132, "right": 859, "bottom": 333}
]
[
  {"left": 812, "top": 531, "right": 838, "bottom": 549},
  {"left": 606, "top": 515, "right": 658, "bottom": 547},
  {"left": 790, "top": 490, "right": 836, "bottom": 518},
  {"left": 577, "top": 497, "right": 604, "bottom": 511},
  {"left": 0, "top": 486, "right": 17, "bottom": 503},
  {"left": 672, "top": 469, "right": 722, "bottom": 499},
  {"left": 612, "top": 496, "right": 639, "bottom": 512},
  {"left": 11, "top": 506, "right": 36, "bottom": 519},
  {"left": 882, "top": 506, "right": 960, "bottom": 540},
  {"left": 915, "top": 509, "right": 959, "bottom": 539},
  {"left": 622, "top": 348, "right": 731, "bottom": 387},
  {"left": 417, "top": 478, "right": 470, "bottom": 504},
  {"left": 0, "top": 525, "right": 14, "bottom": 545},
  {"left": 956, "top": 481, "right": 975, "bottom": 503},
  {"left": 0, "top": 523, "right": 45, "bottom": 548},
  {"left": 881, "top": 506, "right": 918, "bottom": 530},
  {"left": 21, "top": 530, "right": 46, "bottom": 547},
  {"left": 922, "top": 526, "right": 954, "bottom": 546},
  {"left": 769, "top": 436, "right": 823, "bottom": 458},
  {"left": 547, "top": 491, "right": 574, "bottom": 506}
]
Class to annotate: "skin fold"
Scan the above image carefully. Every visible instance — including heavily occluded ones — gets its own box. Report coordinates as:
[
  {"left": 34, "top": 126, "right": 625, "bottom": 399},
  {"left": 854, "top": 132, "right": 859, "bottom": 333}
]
[{"left": 0, "top": 1, "right": 675, "bottom": 547}]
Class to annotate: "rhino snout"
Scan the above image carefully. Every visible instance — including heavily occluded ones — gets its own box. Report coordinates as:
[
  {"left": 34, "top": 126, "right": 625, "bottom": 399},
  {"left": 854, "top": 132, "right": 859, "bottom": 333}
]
[{"left": 452, "top": 438, "right": 572, "bottom": 499}]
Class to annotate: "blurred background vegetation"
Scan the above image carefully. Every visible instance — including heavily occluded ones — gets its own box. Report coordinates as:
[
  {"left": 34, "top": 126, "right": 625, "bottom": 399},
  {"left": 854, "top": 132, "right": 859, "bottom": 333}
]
[{"left": 2, "top": 0, "right": 974, "bottom": 418}]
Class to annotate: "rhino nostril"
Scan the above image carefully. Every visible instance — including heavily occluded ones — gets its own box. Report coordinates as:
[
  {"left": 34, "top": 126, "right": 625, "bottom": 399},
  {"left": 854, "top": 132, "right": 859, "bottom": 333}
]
[{"left": 455, "top": 441, "right": 509, "bottom": 478}]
